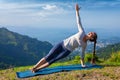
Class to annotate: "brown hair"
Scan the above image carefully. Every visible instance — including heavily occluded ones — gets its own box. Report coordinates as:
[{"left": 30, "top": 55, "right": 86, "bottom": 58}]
[{"left": 89, "top": 32, "right": 97, "bottom": 63}]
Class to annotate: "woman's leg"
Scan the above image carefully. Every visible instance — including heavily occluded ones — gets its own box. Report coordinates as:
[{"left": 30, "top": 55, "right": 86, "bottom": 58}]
[
  {"left": 31, "top": 57, "right": 47, "bottom": 72},
  {"left": 35, "top": 62, "right": 49, "bottom": 71},
  {"left": 33, "top": 57, "right": 47, "bottom": 69},
  {"left": 31, "top": 42, "right": 62, "bottom": 72},
  {"left": 31, "top": 42, "right": 71, "bottom": 72},
  {"left": 35, "top": 50, "right": 70, "bottom": 72},
  {"left": 32, "top": 62, "right": 50, "bottom": 73},
  {"left": 32, "top": 48, "right": 70, "bottom": 73}
]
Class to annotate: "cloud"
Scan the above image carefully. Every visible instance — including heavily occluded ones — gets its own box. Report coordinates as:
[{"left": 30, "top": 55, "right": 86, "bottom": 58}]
[
  {"left": 0, "top": 2, "right": 72, "bottom": 16},
  {"left": 36, "top": 4, "right": 73, "bottom": 17},
  {"left": 0, "top": 1, "right": 74, "bottom": 27},
  {"left": 42, "top": 5, "right": 57, "bottom": 10}
]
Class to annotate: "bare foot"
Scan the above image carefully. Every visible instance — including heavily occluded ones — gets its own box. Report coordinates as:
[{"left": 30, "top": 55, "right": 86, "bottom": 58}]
[{"left": 30, "top": 67, "right": 38, "bottom": 73}]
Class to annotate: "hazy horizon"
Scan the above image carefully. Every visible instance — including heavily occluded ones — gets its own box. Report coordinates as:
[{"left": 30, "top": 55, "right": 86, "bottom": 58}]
[{"left": 1, "top": 26, "right": 119, "bottom": 44}]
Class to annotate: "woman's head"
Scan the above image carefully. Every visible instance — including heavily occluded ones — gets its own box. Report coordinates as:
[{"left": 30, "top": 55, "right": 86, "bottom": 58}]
[{"left": 87, "top": 32, "right": 97, "bottom": 43}]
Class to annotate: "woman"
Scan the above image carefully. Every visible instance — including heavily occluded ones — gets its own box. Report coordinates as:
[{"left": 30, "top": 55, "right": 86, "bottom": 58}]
[{"left": 31, "top": 4, "right": 97, "bottom": 73}]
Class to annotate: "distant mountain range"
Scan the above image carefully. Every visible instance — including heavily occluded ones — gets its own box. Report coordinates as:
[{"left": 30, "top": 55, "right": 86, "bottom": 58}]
[{"left": 0, "top": 27, "right": 53, "bottom": 69}]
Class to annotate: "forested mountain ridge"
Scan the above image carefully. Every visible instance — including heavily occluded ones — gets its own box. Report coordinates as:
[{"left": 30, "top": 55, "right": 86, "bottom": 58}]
[
  {"left": 97, "top": 42, "right": 120, "bottom": 59},
  {"left": 0, "top": 27, "right": 53, "bottom": 69}
]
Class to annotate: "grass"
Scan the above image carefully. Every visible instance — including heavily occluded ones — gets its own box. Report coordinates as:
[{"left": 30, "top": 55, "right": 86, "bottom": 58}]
[
  {"left": 99, "top": 51, "right": 120, "bottom": 66},
  {"left": 0, "top": 52, "right": 120, "bottom": 80},
  {"left": 1, "top": 66, "right": 120, "bottom": 80},
  {"left": 0, "top": 61, "right": 120, "bottom": 80}
]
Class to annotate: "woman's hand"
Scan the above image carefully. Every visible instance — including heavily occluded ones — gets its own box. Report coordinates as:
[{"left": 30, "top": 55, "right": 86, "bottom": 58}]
[
  {"left": 75, "top": 4, "right": 80, "bottom": 11},
  {"left": 81, "top": 64, "right": 87, "bottom": 68}
]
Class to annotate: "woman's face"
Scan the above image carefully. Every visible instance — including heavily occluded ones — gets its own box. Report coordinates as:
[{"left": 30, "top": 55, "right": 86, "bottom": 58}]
[{"left": 87, "top": 32, "right": 95, "bottom": 39}]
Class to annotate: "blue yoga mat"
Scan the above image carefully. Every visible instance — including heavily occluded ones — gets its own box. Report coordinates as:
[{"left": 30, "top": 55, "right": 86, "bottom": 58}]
[{"left": 16, "top": 64, "right": 103, "bottom": 78}]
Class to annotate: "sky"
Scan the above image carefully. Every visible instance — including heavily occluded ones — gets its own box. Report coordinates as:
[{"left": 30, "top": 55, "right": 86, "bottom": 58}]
[
  {"left": 0, "top": 0, "right": 120, "bottom": 28},
  {"left": 0, "top": 0, "right": 120, "bottom": 43}
]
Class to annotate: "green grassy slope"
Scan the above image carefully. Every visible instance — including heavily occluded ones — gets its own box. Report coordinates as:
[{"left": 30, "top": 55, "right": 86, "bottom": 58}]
[{"left": 0, "top": 52, "right": 120, "bottom": 80}]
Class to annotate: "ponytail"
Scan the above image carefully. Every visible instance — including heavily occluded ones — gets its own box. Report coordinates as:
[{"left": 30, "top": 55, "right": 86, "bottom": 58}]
[
  {"left": 92, "top": 40, "right": 97, "bottom": 64},
  {"left": 89, "top": 32, "right": 97, "bottom": 64}
]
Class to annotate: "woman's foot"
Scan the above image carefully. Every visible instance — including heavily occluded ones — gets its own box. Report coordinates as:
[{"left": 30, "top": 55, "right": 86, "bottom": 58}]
[{"left": 31, "top": 67, "right": 38, "bottom": 73}]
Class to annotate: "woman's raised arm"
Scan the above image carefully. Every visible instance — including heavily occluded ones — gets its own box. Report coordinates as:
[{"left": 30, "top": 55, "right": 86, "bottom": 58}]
[{"left": 75, "top": 4, "right": 84, "bottom": 32}]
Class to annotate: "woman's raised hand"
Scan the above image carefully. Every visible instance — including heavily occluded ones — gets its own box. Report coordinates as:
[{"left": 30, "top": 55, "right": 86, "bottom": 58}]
[{"left": 75, "top": 4, "right": 81, "bottom": 11}]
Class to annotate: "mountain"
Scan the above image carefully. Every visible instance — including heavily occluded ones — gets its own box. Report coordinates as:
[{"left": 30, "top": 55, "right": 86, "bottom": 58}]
[
  {"left": 97, "top": 42, "right": 120, "bottom": 59},
  {"left": 0, "top": 27, "right": 53, "bottom": 69}
]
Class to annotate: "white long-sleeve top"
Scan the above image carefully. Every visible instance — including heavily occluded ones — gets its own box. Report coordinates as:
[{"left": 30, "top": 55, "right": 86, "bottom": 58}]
[{"left": 63, "top": 11, "right": 87, "bottom": 58}]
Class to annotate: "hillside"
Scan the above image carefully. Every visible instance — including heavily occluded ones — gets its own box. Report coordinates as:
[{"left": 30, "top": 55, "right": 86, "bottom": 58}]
[
  {"left": 97, "top": 42, "right": 120, "bottom": 59},
  {"left": 0, "top": 42, "right": 120, "bottom": 80},
  {"left": 0, "top": 56, "right": 120, "bottom": 80},
  {"left": 0, "top": 27, "right": 53, "bottom": 69}
]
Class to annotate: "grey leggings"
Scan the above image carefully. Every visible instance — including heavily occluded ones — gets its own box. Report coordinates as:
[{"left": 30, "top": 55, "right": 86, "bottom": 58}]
[{"left": 45, "top": 41, "right": 71, "bottom": 64}]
